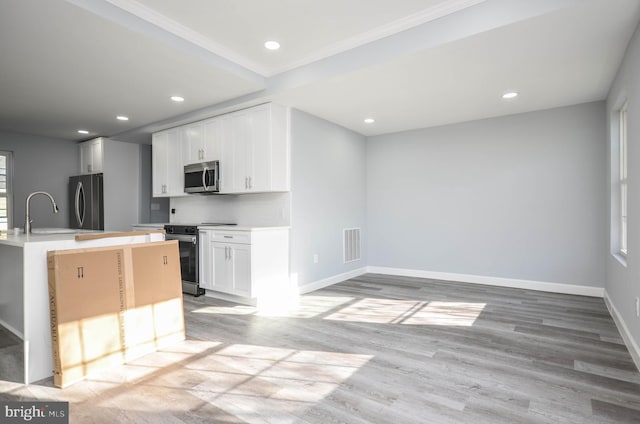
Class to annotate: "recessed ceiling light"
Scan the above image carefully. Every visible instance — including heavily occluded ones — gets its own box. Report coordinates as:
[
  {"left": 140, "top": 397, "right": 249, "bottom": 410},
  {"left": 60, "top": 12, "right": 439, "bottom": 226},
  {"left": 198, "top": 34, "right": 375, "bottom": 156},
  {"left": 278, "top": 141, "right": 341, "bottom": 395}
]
[
  {"left": 502, "top": 92, "right": 518, "bottom": 99},
  {"left": 171, "top": 96, "right": 185, "bottom": 102},
  {"left": 77, "top": 130, "right": 89, "bottom": 134},
  {"left": 116, "top": 115, "right": 129, "bottom": 121},
  {"left": 264, "top": 40, "right": 280, "bottom": 50},
  {"left": 364, "top": 118, "right": 375, "bottom": 124}
]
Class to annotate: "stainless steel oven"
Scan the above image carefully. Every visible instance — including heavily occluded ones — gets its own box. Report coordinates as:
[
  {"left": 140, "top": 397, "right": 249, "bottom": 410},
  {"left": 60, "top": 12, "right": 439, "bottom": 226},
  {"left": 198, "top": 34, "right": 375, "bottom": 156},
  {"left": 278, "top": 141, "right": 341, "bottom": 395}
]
[{"left": 164, "top": 224, "right": 203, "bottom": 296}]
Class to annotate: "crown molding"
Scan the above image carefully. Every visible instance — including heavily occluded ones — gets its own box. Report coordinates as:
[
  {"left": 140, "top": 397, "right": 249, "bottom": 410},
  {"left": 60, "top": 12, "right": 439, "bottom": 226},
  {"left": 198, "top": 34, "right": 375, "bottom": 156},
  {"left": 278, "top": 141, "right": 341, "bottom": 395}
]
[
  {"left": 264, "top": 0, "right": 487, "bottom": 76},
  {"left": 103, "top": 0, "right": 270, "bottom": 75},
  {"left": 102, "top": 0, "right": 485, "bottom": 78}
]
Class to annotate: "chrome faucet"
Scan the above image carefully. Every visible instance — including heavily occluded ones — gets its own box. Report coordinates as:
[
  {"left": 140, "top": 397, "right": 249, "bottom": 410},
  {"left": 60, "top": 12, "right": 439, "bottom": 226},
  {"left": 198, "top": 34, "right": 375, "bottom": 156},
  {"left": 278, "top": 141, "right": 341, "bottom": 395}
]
[{"left": 24, "top": 191, "right": 59, "bottom": 233}]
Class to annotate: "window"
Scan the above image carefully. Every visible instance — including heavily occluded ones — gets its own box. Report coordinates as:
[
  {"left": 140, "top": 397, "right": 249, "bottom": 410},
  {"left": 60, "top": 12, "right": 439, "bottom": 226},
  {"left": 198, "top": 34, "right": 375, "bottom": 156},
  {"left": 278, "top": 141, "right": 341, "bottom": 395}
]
[
  {"left": 619, "top": 104, "right": 628, "bottom": 256},
  {"left": 0, "top": 151, "right": 12, "bottom": 231}
]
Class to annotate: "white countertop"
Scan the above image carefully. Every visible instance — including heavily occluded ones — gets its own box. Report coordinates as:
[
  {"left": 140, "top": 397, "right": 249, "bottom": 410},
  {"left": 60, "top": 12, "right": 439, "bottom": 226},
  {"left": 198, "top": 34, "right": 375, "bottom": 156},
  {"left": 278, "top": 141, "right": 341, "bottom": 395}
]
[
  {"left": 134, "top": 223, "right": 290, "bottom": 231},
  {"left": 0, "top": 230, "right": 98, "bottom": 247},
  {"left": 0, "top": 227, "right": 167, "bottom": 248},
  {"left": 197, "top": 225, "right": 290, "bottom": 231}
]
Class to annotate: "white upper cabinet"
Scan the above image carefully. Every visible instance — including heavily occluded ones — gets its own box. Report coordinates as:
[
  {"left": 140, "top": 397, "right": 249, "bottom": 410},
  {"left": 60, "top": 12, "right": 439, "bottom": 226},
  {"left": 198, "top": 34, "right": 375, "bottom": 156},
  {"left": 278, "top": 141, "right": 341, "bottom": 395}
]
[
  {"left": 151, "top": 102, "right": 290, "bottom": 197},
  {"left": 219, "top": 103, "right": 290, "bottom": 194},
  {"left": 181, "top": 118, "right": 224, "bottom": 165},
  {"left": 152, "top": 128, "right": 185, "bottom": 197},
  {"left": 79, "top": 138, "right": 104, "bottom": 174},
  {"left": 180, "top": 122, "right": 203, "bottom": 165}
]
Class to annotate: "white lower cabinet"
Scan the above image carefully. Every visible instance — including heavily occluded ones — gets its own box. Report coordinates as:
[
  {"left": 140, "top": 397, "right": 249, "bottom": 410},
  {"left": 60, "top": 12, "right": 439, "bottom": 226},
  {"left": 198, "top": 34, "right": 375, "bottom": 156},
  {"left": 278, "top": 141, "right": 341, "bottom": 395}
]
[
  {"left": 199, "top": 228, "right": 289, "bottom": 302},
  {"left": 213, "top": 242, "right": 251, "bottom": 297}
]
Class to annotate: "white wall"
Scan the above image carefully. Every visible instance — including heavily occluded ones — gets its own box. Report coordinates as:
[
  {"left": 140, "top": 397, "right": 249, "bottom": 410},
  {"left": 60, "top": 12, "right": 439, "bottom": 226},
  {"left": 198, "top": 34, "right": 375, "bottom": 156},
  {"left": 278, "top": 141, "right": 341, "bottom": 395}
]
[
  {"left": 290, "top": 109, "right": 367, "bottom": 290},
  {"left": 606, "top": 22, "right": 640, "bottom": 357},
  {"left": 0, "top": 131, "right": 78, "bottom": 229},
  {"left": 367, "top": 102, "right": 607, "bottom": 288}
]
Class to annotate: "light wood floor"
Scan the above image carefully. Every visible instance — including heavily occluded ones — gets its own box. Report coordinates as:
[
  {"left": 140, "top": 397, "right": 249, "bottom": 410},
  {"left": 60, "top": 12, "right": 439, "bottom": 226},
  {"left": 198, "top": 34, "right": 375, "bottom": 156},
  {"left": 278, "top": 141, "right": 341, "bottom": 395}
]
[{"left": 2, "top": 274, "right": 640, "bottom": 423}]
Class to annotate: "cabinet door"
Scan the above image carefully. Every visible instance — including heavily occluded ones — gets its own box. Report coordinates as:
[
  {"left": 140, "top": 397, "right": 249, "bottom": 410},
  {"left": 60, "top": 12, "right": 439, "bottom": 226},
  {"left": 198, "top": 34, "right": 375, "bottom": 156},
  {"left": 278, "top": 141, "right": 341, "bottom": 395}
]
[
  {"left": 152, "top": 129, "right": 184, "bottom": 197},
  {"left": 229, "top": 243, "right": 251, "bottom": 297},
  {"left": 219, "top": 112, "right": 249, "bottom": 193},
  {"left": 80, "top": 138, "right": 104, "bottom": 174},
  {"left": 202, "top": 118, "right": 223, "bottom": 162},
  {"left": 232, "top": 110, "right": 250, "bottom": 191},
  {"left": 152, "top": 132, "right": 169, "bottom": 196},
  {"left": 181, "top": 122, "right": 204, "bottom": 165},
  {"left": 169, "top": 128, "right": 184, "bottom": 196},
  {"left": 212, "top": 242, "right": 251, "bottom": 296},
  {"left": 198, "top": 231, "right": 213, "bottom": 290},
  {"left": 213, "top": 242, "right": 233, "bottom": 294},
  {"left": 246, "top": 105, "right": 271, "bottom": 192}
]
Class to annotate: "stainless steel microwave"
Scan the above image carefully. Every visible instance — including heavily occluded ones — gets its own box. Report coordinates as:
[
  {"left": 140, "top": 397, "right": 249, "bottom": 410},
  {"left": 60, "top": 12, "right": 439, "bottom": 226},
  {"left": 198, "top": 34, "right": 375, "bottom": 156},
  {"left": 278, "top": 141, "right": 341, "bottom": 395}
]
[{"left": 184, "top": 161, "right": 220, "bottom": 194}]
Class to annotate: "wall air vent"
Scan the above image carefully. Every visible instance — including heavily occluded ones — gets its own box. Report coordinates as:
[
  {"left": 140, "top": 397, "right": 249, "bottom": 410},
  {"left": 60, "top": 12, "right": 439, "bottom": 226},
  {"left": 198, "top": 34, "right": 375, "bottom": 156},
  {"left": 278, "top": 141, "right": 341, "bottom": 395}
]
[{"left": 343, "top": 228, "right": 361, "bottom": 263}]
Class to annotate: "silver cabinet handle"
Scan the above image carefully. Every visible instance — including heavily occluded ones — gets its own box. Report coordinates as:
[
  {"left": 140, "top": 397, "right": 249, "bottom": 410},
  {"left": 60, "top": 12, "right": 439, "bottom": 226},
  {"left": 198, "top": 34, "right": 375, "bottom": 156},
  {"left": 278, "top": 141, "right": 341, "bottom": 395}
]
[
  {"left": 224, "top": 235, "right": 232, "bottom": 239},
  {"left": 248, "top": 177, "right": 252, "bottom": 189}
]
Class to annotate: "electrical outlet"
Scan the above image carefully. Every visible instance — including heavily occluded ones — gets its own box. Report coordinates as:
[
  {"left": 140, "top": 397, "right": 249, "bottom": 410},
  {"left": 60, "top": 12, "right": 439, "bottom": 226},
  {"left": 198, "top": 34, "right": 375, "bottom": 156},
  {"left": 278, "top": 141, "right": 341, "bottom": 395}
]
[
  {"left": 636, "top": 297, "right": 640, "bottom": 318},
  {"left": 313, "top": 254, "right": 319, "bottom": 264}
]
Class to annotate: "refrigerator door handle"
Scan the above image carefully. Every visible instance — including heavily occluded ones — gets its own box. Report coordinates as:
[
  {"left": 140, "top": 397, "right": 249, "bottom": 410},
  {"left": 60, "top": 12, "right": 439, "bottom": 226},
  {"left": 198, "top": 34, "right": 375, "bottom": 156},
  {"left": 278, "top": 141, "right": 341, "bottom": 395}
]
[{"left": 75, "top": 181, "right": 85, "bottom": 227}]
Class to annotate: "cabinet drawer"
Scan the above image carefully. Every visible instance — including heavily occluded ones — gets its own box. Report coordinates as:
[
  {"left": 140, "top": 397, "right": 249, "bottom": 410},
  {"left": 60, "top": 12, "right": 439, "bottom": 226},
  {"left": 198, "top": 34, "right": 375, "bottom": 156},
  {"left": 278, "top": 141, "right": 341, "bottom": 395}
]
[{"left": 211, "top": 231, "right": 251, "bottom": 244}]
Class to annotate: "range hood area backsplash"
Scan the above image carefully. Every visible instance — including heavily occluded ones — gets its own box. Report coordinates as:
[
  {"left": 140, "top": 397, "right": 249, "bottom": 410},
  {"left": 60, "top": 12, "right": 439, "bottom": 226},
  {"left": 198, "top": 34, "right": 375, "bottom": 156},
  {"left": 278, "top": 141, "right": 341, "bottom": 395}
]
[{"left": 169, "top": 192, "right": 291, "bottom": 226}]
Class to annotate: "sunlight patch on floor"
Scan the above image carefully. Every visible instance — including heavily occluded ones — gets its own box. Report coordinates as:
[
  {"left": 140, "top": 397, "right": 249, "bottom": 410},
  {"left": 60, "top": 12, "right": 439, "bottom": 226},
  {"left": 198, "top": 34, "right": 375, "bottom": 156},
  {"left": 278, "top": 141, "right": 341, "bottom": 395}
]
[
  {"left": 191, "top": 295, "right": 355, "bottom": 319},
  {"left": 56, "top": 340, "right": 373, "bottom": 423},
  {"left": 191, "top": 296, "right": 486, "bottom": 326},
  {"left": 183, "top": 343, "right": 372, "bottom": 423},
  {"left": 325, "top": 299, "right": 486, "bottom": 326}
]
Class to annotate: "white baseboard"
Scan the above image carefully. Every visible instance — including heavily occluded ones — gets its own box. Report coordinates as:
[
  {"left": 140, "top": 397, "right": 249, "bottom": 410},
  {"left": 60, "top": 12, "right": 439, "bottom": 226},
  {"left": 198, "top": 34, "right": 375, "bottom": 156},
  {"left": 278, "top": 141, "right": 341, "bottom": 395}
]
[
  {"left": 366, "top": 266, "right": 605, "bottom": 298},
  {"left": 298, "top": 267, "right": 368, "bottom": 295},
  {"left": 604, "top": 290, "right": 640, "bottom": 372}
]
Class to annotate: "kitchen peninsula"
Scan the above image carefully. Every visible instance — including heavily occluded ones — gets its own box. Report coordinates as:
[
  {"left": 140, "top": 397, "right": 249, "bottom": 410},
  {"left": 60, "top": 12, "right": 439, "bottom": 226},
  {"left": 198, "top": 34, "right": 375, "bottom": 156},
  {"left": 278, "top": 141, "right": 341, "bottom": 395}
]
[{"left": 0, "top": 230, "right": 164, "bottom": 384}]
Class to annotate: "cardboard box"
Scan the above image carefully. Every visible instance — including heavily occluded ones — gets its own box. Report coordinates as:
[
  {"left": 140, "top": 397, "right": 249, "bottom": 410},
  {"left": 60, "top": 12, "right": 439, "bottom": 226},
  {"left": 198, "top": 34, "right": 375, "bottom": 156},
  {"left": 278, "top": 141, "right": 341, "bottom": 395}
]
[{"left": 47, "top": 240, "right": 184, "bottom": 388}]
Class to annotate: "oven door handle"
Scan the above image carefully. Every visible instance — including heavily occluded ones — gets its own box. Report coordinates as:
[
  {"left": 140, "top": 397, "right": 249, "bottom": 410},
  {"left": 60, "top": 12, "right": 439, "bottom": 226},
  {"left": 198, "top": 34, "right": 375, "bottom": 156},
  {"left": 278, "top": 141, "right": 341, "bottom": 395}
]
[{"left": 165, "top": 234, "right": 197, "bottom": 243}]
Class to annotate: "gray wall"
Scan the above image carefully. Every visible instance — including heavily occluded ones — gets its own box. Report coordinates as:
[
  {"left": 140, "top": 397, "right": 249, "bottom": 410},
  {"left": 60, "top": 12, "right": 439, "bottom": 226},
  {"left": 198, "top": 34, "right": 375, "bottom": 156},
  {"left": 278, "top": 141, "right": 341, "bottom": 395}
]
[
  {"left": 290, "top": 109, "right": 367, "bottom": 289},
  {"left": 607, "top": 23, "right": 640, "bottom": 348},
  {"left": 0, "top": 131, "right": 78, "bottom": 229},
  {"left": 367, "top": 102, "right": 607, "bottom": 287}
]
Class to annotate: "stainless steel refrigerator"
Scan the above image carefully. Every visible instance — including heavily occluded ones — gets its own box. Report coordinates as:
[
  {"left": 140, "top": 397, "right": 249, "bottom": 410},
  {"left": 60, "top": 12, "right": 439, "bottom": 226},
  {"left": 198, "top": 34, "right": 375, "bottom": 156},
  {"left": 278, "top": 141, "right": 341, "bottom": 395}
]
[{"left": 69, "top": 173, "right": 104, "bottom": 230}]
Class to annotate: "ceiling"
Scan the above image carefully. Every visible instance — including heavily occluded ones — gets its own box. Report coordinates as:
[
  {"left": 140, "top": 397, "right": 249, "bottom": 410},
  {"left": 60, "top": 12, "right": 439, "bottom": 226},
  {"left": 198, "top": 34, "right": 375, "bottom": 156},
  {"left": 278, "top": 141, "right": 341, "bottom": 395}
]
[{"left": 1, "top": 0, "right": 639, "bottom": 143}]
